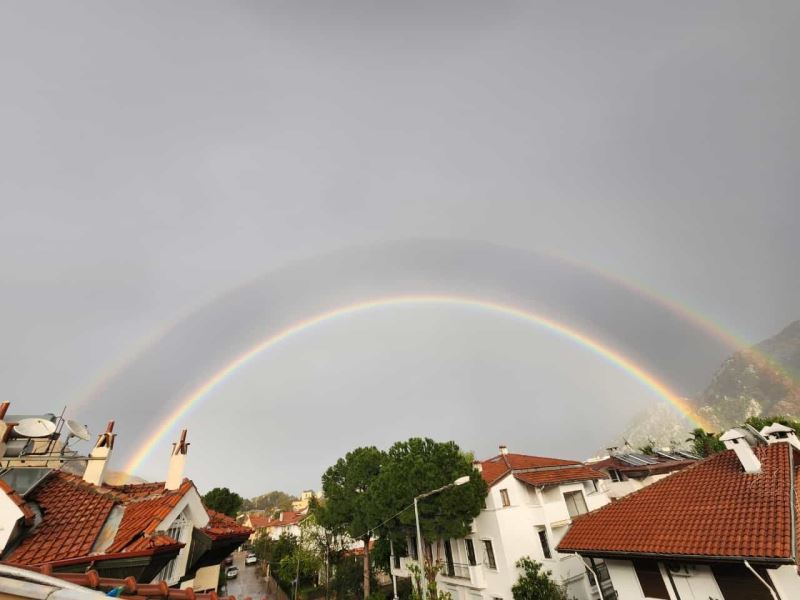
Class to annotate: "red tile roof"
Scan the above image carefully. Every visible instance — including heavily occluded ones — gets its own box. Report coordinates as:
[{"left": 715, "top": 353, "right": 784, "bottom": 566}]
[
  {"left": 479, "top": 452, "right": 606, "bottom": 487},
  {"left": 4, "top": 473, "right": 204, "bottom": 566},
  {"left": 514, "top": 465, "right": 607, "bottom": 487},
  {"left": 246, "top": 513, "right": 271, "bottom": 529},
  {"left": 106, "top": 480, "right": 194, "bottom": 553},
  {"left": 7, "top": 472, "right": 117, "bottom": 566},
  {"left": 265, "top": 511, "right": 305, "bottom": 528},
  {"left": 590, "top": 455, "right": 696, "bottom": 476},
  {"left": 204, "top": 509, "right": 252, "bottom": 541},
  {"left": 558, "top": 443, "right": 799, "bottom": 561}
]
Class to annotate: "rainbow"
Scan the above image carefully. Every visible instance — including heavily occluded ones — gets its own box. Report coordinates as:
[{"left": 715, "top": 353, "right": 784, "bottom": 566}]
[{"left": 123, "top": 294, "right": 712, "bottom": 476}]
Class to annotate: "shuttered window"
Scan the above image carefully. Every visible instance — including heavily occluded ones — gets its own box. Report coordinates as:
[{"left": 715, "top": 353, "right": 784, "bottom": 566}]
[{"left": 633, "top": 560, "right": 669, "bottom": 600}]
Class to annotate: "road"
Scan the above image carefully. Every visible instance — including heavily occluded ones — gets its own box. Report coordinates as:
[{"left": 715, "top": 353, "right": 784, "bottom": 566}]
[{"left": 224, "top": 550, "right": 270, "bottom": 600}]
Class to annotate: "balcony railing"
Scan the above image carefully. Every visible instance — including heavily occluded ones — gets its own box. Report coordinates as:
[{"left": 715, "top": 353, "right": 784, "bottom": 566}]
[{"left": 442, "top": 562, "right": 471, "bottom": 579}]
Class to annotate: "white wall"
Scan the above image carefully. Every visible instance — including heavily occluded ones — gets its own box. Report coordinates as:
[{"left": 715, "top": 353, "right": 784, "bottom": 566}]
[
  {"left": 0, "top": 491, "right": 25, "bottom": 552},
  {"left": 394, "top": 475, "right": 610, "bottom": 600}
]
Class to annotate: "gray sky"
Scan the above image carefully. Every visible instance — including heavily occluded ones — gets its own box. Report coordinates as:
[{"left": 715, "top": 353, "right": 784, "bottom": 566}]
[{"left": 1, "top": 1, "right": 798, "bottom": 496}]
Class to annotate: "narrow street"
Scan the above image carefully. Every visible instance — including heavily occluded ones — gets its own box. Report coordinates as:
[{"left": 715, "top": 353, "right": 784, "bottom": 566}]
[{"left": 224, "top": 551, "right": 270, "bottom": 600}]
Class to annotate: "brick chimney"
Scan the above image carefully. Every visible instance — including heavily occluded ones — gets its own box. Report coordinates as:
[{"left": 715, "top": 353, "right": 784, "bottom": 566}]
[
  {"left": 165, "top": 429, "right": 189, "bottom": 491},
  {"left": 83, "top": 421, "right": 116, "bottom": 486},
  {"left": 720, "top": 428, "right": 761, "bottom": 474},
  {"left": 499, "top": 445, "right": 508, "bottom": 456}
]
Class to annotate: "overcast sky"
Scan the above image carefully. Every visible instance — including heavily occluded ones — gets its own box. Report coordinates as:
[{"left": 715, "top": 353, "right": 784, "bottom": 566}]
[{"left": 1, "top": 1, "right": 798, "bottom": 496}]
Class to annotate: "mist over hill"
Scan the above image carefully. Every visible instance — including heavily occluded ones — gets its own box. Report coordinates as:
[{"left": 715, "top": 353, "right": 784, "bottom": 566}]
[{"left": 614, "top": 320, "right": 800, "bottom": 450}]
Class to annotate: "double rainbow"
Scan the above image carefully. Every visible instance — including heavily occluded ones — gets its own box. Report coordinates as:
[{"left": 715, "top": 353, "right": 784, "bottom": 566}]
[{"left": 123, "top": 294, "right": 712, "bottom": 475}]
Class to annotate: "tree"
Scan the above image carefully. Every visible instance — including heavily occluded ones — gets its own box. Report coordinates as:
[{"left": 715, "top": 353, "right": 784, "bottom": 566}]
[
  {"left": 686, "top": 428, "right": 725, "bottom": 457},
  {"left": 242, "top": 490, "right": 297, "bottom": 512},
  {"left": 321, "top": 446, "right": 385, "bottom": 598},
  {"left": 745, "top": 414, "right": 800, "bottom": 435},
  {"left": 203, "top": 487, "right": 244, "bottom": 517},
  {"left": 374, "top": 438, "right": 487, "bottom": 543},
  {"left": 511, "top": 557, "right": 570, "bottom": 600}
]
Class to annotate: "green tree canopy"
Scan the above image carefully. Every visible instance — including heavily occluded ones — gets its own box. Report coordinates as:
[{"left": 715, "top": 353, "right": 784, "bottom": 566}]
[
  {"left": 511, "top": 557, "right": 570, "bottom": 600},
  {"left": 320, "top": 446, "right": 386, "bottom": 598},
  {"left": 373, "top": 438, "right": 487, "bottom": 544},
  {"left": 203, "top": 487, "right": 243, "bottom": 517},
  {"left": 686, "top": 428, "right": 725, "bottom": 457},
  {"left": 745, "top": 414, "right": 800, "bottom": 435}
]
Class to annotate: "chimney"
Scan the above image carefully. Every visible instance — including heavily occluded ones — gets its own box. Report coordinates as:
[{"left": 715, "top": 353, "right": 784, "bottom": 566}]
[
  {"left": 0, "top": 401, "right": 10, "bottom": 458},
  {"left": 760, "top": 423, "right": 800, "bottom": 451},
  {"left": 499, "top": 445, "right": 508, "bottom": 456},
  {"left": 720, "top": 428, "right": 761, "bottom": 474},
  {"left": 473, "top": 460, "right": 483, "bottom": 473},
  {"left": 165, "top": 429, "right": 189, "bottom": 491},
  {"left": 83, "top": 421, "right": 116, "bottom": 486}
]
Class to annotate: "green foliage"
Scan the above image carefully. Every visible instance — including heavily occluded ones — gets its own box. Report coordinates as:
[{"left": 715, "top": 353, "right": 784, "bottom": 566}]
[
  {"left": 242, "top": 490, "right": 297, "bottom": 512},
  {"left": 745, "top": 415, "right": 800, "bottom": 435},
  {"left": 511, "top": 557, "right": 570, "bottom": 600},
  {"left": 686, "top": 428, "right": 725, "bottom": 457},
  {"left": 203, "top": 487, "right": 243, "bottom": 517},
  {"left": 373, "top": 438, "right": 488, "bottom": 542},
  {"left": 637, "top": 439, "right": 656, "bottom": 455},
  {"left": 407, "top": 562, "right": 451, "bottom": 600}
]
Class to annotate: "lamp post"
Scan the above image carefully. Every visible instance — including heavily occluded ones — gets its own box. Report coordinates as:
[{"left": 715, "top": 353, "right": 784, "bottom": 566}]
[{"left": 414, "top": 475, "right": 471, "bottom": 600}]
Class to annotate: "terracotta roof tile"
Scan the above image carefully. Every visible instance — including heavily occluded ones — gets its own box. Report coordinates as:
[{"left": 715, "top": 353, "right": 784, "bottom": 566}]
[
  {"left": 6, "top": 472, "right": 116, "bottom": 565},
  {"left": 558, "top": 443, "right": 799, "bottom": 560},
  {"left": 515, "top": 465, "right": 607, "bottom": 486},
  {"left": 204, "top": 509, "right": 252, "bottom": 541},
  {"left": 479, "top": 452, "right": 602, "bottom": 487}
]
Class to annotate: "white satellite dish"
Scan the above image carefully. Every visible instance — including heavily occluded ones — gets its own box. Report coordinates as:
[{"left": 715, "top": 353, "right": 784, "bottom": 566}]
[
  {"left": 14, "top": 418, "right": 57, "bottom": 438},
  {"left": 65, "top": 420, "right": 91, "bottom": 441}
]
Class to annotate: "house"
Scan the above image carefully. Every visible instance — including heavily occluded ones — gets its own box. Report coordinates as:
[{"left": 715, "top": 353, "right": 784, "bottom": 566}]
[
  {"left": 586, "top": 449, "right": 700, "bottom": 500},
  {"left": 391, "top": 445, "right": 611, "bottom": 600},
  {"left": 291, "top": 490, "right": 317, "bottom": 512},
  {"left": 557, "top": 423, "right": 800, "bottom": 600},
  {"left": 242, "top": 512, "right": 271, "bottom": 542},
  {"left": 0, "top": 408, "right": 250, "bottom": 591},
  {"left": 261, "top": 511, "right": 306, "bottom": 540}
]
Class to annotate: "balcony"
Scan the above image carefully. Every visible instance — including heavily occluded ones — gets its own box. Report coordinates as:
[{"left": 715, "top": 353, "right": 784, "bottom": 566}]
[{"left": 441, "top": 562, "right": 471, "bottom": 580}]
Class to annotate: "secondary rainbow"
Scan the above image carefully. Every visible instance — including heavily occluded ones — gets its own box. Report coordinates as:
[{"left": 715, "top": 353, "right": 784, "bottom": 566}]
[{"left": 123, "top": 294, "right": 712, "bottom": 475}]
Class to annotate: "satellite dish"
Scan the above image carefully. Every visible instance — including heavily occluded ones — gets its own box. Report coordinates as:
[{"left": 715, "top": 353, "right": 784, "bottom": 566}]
[
  {"left": 14, "top": 418, "right": 56, "bottom": 438},
  {"left": 65, "top": 420, "right": 91, "bottom": 441}
]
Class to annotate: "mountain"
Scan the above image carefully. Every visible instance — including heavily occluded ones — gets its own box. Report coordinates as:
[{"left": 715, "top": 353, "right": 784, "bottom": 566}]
[{"left": 615, "top": 320, "right": 800, "bottom": 450}]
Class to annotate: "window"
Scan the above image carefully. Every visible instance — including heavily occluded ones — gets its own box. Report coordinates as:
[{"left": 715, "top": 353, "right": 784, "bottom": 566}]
[
  {"left": 711, "top": 564, "right": 776, "bottom": 600},
  {"left": 633, "top": 560, "right": 669, "bottom": 600},
  {"left": 563, "top": 490, "right": 588, "bottom": 518},
  {"left": 583, "top": 479, "right": 597, "bottom": 494},
  {"left": 587, "top": 558, "right": 617, "bottom": 600},
  {"left": 482, "top": 540, "right": 497, "bottom": 570},
  {"left": 499, "top": 489, "right": 510, "bottom": 507},
  {"left": 409, "top": 536, "right": 418, "bottom": 560},
  {"left": 465, "top": 539, "right": 477, "bottom": 566},
  {"left": 157, "top": 514, "right": 188, "bottom": 583},
  {"left": 537, "top": 529, "right": 551, "bottom": 559},
  {"left": 609, "top": 469, "right": 625, "bottom": 482}
]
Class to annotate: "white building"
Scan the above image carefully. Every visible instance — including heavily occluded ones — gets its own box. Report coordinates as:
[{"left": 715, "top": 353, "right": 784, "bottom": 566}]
[
  {"left": 559, "top": 424, "right": 800, "bottom": 600},
  {"left": 391, "top": 445, "right": 611, "bottom": 600}
]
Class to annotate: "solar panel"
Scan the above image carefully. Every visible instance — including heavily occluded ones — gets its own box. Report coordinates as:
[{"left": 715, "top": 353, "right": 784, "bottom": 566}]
[{"left": 0, "top": 468, "right": 52, "bottom": 496}]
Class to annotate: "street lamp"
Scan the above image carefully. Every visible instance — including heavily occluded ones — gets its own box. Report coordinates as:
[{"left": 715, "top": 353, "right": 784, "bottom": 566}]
[{"left": 414, "top": 476, "right": 471, "bottom": 600}]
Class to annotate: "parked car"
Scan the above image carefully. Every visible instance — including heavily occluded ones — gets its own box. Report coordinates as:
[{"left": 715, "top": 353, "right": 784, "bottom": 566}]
[
  {"left": 245, "top": 553, "right": 257, "bottom": 566},
  {"left": 225, "top": 566, "right": 239, "bottom": 579}
]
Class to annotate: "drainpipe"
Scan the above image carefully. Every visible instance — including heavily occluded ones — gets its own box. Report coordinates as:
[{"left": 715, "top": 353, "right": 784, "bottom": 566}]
[
  {"left": 574, "top": 554, "right": 604, "bottom": 599},
  {"left": 390, "top": 539, "right": 399, "bottom": 600},
  {"left": 743, "top": 561, "right": 778, "bottom": 600}
]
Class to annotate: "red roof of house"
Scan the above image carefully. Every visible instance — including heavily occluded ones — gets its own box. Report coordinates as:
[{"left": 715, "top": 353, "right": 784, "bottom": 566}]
[
  {"left": 246, "top": 513, "right": 271, "bottom": 529},
  {"left": 479, "top": 452, "right": 606, "bottom": 487},
  {"left": 3, "top": 471, "right": 250, "bottom": 567},
  {"left": 265, "top": 511, "right": 305, "bottom": 528},
  {"left": 590, "top": 454, "right": 696, "bottom": 476},
  {"left": 204, "top": 509, "right": 253, "bottom": 541},
  {"left": 7, "top": 472, "right": 118, "bottom": 566},
  {"left": 558, "top": 443, "right": 800, "bottom": 561}
]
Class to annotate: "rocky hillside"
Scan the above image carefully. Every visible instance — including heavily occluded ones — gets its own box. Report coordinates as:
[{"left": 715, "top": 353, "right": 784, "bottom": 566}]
[{"left": 615, "top": 320, "right": 800, "bottom": 449}]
